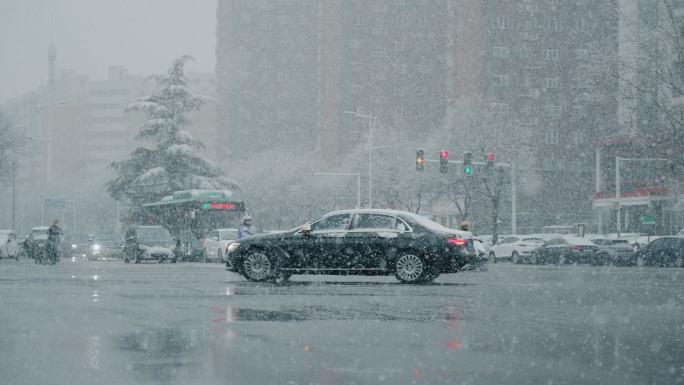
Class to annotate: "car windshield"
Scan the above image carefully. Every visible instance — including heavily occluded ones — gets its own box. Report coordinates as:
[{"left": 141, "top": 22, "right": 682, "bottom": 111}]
[
  {"left": 220, "top": 230, "right": 238, "bottom": 240},
  {"left": 136, "top": 228, "right": 171, "bottom": 240},
  {"left": 32, "top": 230, "right": 48, "bottom": 240},
  {"left": 71, "top": 235, "right": 90, "bottom": 243},
  {"left": 522, "top": 238, "right": 543, "bottom": 243},
  {"left": 94, "top": 234, "right": 123, "bottom": 241}
]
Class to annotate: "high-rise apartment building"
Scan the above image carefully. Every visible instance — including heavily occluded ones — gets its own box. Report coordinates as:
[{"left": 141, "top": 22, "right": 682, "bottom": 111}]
[{"left": 216, "top": 0, "right": 447, "bottom": 163}]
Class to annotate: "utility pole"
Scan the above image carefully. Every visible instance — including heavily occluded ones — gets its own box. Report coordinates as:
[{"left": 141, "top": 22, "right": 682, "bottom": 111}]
[
  {"left": 344, "top": 110, "right": 385, "bottom": 208},
  {"left": 310, "top": 171, "right": 361, "bottom": 209}
]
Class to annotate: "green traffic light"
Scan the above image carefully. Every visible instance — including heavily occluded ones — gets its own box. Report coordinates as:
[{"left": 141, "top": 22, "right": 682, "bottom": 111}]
[
  {"left": 464, "top": 166, "right": 472, "bottom": 174},
  {"left": 202, "top": 203, "right": 210, "bottom": 209}
]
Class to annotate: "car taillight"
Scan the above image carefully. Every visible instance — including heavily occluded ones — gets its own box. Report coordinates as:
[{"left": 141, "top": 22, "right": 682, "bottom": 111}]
[
  {"left": 594, "top": 247, "right": 599, "bottom": 252},
  {"left": 446, "top": 238, "right": 468, "bottom": 246},
  {"left": 517, "top": 244, "right": 527, "bottom": 247},
  {"left": 631, "top": 244, "right": 637, "bottom": 249},
  {"left": 571, "top": 245, "right": 580, "bottom": 251}
]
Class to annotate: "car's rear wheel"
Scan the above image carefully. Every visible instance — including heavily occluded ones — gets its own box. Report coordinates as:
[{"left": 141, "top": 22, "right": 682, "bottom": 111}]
[
  {"left": 395, "top": 252, "right": 433, "bottom": 284},
  {"left": 242, "top": 250, "right": 275, "bottom": 282},
  {"left": 530, "top": 251, "right": 539, "bottom": 265},
  {"left": 511, "top": 251, "right": 520, "bottom": 264},
  {"left": 668, "top": 253, "right": 683, "bottom": 268},
  {"left": 636, "top": 255, "right": 645, "bottom": 267},
  {"left": 557, "top": 254, "right": 566, "bottom": 266},
  {"left": 218, "top": 249, "right": 224, "bottom": 263}
]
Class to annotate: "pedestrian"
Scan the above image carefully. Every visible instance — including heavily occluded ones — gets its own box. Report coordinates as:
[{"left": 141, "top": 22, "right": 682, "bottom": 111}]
[
  {"left": 238, "top": 215, "right": 256, "bottom": 239},
  {"left": 460, "top": 221, "right": 469, "bottom": 232}
]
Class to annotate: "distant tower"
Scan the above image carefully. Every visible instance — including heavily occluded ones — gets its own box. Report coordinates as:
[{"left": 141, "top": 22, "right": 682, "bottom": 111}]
[{"left": 48, "top": 42, "right": 56, "bottom": 88}]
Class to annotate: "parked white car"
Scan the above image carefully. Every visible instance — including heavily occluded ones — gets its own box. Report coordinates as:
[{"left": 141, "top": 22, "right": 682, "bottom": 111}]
[
  {"left": 203, "top": 228, "right": 239, "bottom": 262},
  {"left": 488, "top": 235, "right": 545, "bottom": 264},
  {"left": 0, "top": 230, "right": 20, "bottom": 260}
]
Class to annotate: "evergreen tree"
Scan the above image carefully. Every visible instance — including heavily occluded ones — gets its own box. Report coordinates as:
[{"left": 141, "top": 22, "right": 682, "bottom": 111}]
[{"left": 106, "top": 56, "right": 238, "bottom": 211}]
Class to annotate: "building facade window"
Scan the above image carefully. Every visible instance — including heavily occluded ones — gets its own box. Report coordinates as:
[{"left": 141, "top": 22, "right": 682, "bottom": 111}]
[
  {"left": 545, "top": 103, "right": 562, "bottom": 116},
  {"left": 545, "top": 130, "right": 560, "bottom": 145},
  {"left": 493, "top": 75, "right": 509, "bottom": 86},
  {"left": 350, "top": 85, "right": 364, "bottom": 94},
  {"left": 493, "top": 46, "right": 509, "bottom": 58},
  {"left": 546, "top": 77, "right": 561, "bottom": 88},
  {"left": 546, "top": 49, "right": 560, "bottom": 60},
  {"left": 491, "top": 103, "right": 509, "bottom": 115},
  {"left": 546, "top": 17, "right": 560, "bottom": 31},
  {"left": 495, "top": 15, "right": 510, "bottom": 29},
  {"left": 573, "top": 49, "right": 589, "bottom": 60}
]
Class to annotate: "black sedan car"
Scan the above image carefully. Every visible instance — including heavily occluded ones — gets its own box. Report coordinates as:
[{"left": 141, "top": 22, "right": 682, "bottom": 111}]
[
  {"left": 225, "top": 209, "right": 477, "bottom": 284},
  {"left": 628, "top": 236, "right": 684, "bottom": 267},
  {"left": 530, "top": 237, "right": 600, "bottom": 265}
]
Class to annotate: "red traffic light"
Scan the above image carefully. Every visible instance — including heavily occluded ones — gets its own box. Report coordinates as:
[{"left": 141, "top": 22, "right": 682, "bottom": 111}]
[
  {"left": 440, "top": 150, "right": 449, "bottom": 159},
  {"left": 486, "top": 153, "right": 496, "bottom": 161}
]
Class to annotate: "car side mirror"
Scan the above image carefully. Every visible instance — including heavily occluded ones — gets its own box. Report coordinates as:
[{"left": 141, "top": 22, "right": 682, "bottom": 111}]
[{"left": 397, "top": 223, "right": 406, "bottom": 234}]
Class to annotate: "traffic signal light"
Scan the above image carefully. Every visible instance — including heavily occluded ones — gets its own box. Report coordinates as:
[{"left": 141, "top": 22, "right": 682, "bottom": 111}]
[
  {"left": 485, "top": 153, "right": 496, "bottom": 175},
  {"left": 463, "top": 151, "right": 473, "bottom": 175},
  {"left": 416, "top": 149, "right": 424, "bottom": 172},
  {"left": 440, "top": 150, "right": 449, "bottom": 173}
]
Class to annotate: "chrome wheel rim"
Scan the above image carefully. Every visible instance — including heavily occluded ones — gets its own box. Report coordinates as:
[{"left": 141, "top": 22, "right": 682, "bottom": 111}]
[
  {"left": 512, "top": 253, "right": 519, "bottom": 264},
  {"left": 637, "top": 256, "right": 645, "bottom": 267},
  {"left": 396, "top": 254, "right": 423, "bottom": 282},
  {"left": 243, "top": 253, "right": 271, "bottom": 280},
  {"left": 674, "top": 257, "right": 683, "bottom": 268}
]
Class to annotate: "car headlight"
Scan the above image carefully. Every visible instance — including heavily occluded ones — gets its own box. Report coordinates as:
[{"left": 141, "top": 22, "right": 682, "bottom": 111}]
[
  {"left": 93, "top": 244, "right": 101, "bottom": 251},
  {"left": 72, "top": 244, "right": 78, "bottom": 249},
  {"left": 227, "top": 242, "right": 240, "bottom": 253}
]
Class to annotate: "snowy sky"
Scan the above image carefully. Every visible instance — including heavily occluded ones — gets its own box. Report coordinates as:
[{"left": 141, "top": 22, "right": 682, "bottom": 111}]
[{"left": 0, "top": 0, "right": 217, "bottom": 104}]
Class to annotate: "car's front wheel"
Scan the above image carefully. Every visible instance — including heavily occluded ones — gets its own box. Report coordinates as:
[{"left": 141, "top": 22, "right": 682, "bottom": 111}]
[
  {"left": 511, "top": 251, "right": 520, "bottom": 264},
  {"left": 241, "top": 250, "right": 276, "bottom": 282},
  {"left": 218, "top": 249, "right": 224, "bottom": 263},
  {"left": 489, "top": 251, "right": 496, "bottom": 263},
  {"left": 395, "top": 252, "right": 434, "bottom": 284}
]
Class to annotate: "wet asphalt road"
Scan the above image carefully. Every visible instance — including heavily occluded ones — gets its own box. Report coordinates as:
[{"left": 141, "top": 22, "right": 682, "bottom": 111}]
[{"left": 0, "top": 256, "right": 682, "bottom": 385}]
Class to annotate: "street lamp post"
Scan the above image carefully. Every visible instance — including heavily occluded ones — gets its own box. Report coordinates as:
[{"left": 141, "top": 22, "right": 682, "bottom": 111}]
[
  {"left": 344, "top": 110, "right": 385, "bottom": 208},
  {"left": 310, "top": 171, "right": 361, "bottom": 209},
  {"left": 25, "top": 135, "right": 49, "bottom": 225},
  {"left": 36, "top": 100, "right": 69, "bottom": 187},
  {"left": 9, "top": 126, "right": 26, "bottom": 230},
  {"left": 34, "top": 100, "right": 69, "bottom": 226}
]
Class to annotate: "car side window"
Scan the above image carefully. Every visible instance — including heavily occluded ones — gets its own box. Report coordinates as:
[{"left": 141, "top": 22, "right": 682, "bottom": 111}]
[
  {"left": 209, "top": 231, "right": 219, "bottom": 241},
  {"left": 310, "top": 214, "right": 351, "bottom": 232},
  {"left": 351, "top": 214, "right": 397, "bottom": 230},
  {"left": 500, "top": 237, "right": 515, "bottom": 244}
]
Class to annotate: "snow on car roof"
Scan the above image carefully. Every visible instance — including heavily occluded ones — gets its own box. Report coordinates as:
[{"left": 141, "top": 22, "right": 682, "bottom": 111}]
[{"left": 564, "top": 237, "right": 596, "bottom": 245}]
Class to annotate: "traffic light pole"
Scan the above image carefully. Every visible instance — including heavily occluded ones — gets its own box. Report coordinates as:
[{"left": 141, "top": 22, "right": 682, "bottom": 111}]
[
  {"left": 423, "top": 159, "right": 517, "bottom": 234},
  {"left": 310, "top": 172, "right": 362, "bottom": 209}
]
